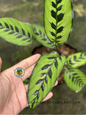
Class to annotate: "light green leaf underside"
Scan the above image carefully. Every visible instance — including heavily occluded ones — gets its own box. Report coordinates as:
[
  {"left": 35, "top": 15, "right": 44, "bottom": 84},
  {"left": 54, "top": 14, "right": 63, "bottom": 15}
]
[
  {"left": 44, "top": 0, "right": 73, "bottom": 45},
  {"left": 0, "top": 18, "right": 34, "bottom": 46},
  {"left": 64, "top": 68, "right": 86, "bottom": 92},
  {"left": 28, "top": 52, "right": 66, "bottom": 110},
  {"left": 31, "top": 24, "right": 56, "bottom": 49},
  {"left": 66, "top": 52, "right": 86, "bottom": 68}
]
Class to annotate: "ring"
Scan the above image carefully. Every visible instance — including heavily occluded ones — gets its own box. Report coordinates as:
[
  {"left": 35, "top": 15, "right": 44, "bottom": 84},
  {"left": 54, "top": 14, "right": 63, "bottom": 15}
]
[{"left": 14, "top": 67, "right": 25, "bottom": 78}]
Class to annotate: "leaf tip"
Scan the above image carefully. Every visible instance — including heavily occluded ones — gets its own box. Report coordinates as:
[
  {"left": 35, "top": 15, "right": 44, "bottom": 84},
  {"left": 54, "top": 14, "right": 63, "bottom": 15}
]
[{"left": 29, "top": 103, "right": 35, "bottom": 111}]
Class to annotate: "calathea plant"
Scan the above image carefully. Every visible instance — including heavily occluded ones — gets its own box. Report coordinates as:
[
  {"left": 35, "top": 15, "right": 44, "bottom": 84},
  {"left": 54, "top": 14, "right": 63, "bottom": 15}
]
[{"left": 0, "top": 0, "right": 86, "bottom": 110}]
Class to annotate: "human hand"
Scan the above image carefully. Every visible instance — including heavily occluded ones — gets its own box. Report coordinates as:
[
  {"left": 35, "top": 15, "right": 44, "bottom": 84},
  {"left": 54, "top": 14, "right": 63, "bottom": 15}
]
[{"left": 0, "top": 54, "right": 58, "bottom": 114}]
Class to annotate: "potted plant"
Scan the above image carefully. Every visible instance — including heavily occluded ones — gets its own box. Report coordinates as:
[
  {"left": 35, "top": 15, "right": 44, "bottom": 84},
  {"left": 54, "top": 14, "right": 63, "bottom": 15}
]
[{"left": 0, "top": 0, "right": 86, "bottom": 110}]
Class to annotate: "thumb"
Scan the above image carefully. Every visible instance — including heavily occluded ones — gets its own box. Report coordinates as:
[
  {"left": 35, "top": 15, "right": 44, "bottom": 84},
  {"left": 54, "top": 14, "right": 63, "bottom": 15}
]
[{"left": 0, "top": 57, "right": 2, "bottom": 72}]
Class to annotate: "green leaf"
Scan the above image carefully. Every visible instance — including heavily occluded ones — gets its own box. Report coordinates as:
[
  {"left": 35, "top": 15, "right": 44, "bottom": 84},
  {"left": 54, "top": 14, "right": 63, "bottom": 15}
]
[
  {"left": 23, "top": 77, "right": 30, "bottom": 85},
  {"left": 64, "top": 68, "right": 86, "bottom": 92},
  {"left": 44, "top": 0, "right": 73, "bottom": 45},
  {"left": 31, "top": 24, "right": 56, "bottom": 49},
  {"left": 27, "top": 52, "right": 66, "bottom": 110},
  {"left": 65, "top": 52, "right": 86, "bottom": 68},
  {"left": 0, "top": 18, "right": 34, "bottom": 46}
]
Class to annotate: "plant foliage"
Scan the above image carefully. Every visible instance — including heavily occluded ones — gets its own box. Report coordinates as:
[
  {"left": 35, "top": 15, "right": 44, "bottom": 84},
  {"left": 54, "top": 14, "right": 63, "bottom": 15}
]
[
  {"left": 28, "top": 52, "right": 66, "bottom": 110},
  {"left": 0, "top": 18, "right": 34, "bottom": 46},
  {"left": 0, "top": 0, "right": 86, "bottom": 111},
  {"left": 64, "top": 68, "right": 86, "bottom": 92},
  {"left": 32, "top": 24, "right": 56, "bottom": 49},
  {"left": 66, "top": 52, "right": 86, "bottom": 68},
  {"left": 44, "top": 0, "right": 73, "bottom": 46}
]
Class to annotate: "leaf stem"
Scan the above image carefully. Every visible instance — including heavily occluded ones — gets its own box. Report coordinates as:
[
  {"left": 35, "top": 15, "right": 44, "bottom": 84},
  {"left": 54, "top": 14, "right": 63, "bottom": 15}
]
[{"left": 55, "top": 43, "right": 60, "bottom": 55}]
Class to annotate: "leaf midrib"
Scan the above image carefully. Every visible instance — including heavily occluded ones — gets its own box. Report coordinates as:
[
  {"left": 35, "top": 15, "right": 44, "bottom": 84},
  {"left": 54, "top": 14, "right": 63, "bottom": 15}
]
[
  {"left": 69, "top": 70, "right": 84, "bottom": 87},
  {"left": 55, "top": 0, "right": 58, "bottom": 43},
  {"left": 31, "top": 57, "right": 57, "bottom": 105}
]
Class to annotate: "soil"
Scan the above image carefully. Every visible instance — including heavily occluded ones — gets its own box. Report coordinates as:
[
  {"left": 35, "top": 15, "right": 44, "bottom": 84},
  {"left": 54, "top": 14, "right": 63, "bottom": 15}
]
[{"left": 0, "top": 0, "right": 86, "bottom": 114}]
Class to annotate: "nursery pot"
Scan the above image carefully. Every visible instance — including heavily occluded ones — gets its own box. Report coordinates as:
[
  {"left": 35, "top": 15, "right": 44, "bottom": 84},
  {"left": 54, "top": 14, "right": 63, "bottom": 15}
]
[{"left": 32, "top": 44, "right": 77, "bottom": 85}]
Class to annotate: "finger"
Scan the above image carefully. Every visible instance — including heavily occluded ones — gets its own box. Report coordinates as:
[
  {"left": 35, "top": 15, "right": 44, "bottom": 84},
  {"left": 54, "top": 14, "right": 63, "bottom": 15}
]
[
  {"left": 12, "top": 54, "right": 41, "bottom": 70},
  {"left": 26, "top": 92, "right": 53, "bottom": 107},
  {"left": 25, "top": 84, "right": 28, "bottom": 92},
  {"left": 26, "top": 81, "right": 57, "bottom": 105},
  {"left": 42, "top": 92, "right": 53, "bottom": 102},
  {"left": 42, "top": 81, "right": 58, "bottom": 102},
  {"left": 22, "top": 63, "right": 35, "bottom": 81},
  {"left": 54, "top": 81, "right": 58, "bottom": 87},
  {"left": 0, "top": 57, "right": 2, "bottom": 72}
]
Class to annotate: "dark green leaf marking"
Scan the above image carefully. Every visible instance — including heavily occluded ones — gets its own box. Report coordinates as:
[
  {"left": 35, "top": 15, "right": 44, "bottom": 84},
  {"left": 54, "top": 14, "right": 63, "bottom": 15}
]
[
  {"left": 58, "top": 13, "right": 64, "bottom": 22},
  {"left": 22, "top": 37, "right": 28, "bottom": 41},
  {"left": 47, "top": 42, "right": 53, "bottom": 45},
  {"left": 48, "top": 57, "right": 56, "bottom": 59},
  {"left": 69, "top": 74, "right": 72, "bottom": 79},
  {"left": 48, "top": 69, "right": 52, "bottom": 79},
  {"left": 5, "top": 22, "right": 9, "bottom": 28},
  {"left": 51, "top": 22, "right": 56, "bottom": 30},
  {"left": 15, "top": 26, "right": 19, "bottom": 32},
  {"left": 42, "top": 64, "right": 51, "bottom": 70},
  {"left": 41, "top": 83, "right": 45, "bottom": 91},
  {"left": 10, "top": 25, "right": 14, "bottom": 30},
  {"left": 28, "top": 32, "right": 30, "bottom": 37},
  {"left": 34, "top": 90, "right": 39, "bottom": 95},
  {"left": 37, "top": 93, "right": 40, "bottom": 100},
  {"left": 59, "top": 56, "right": 62, "bottom": 61},
  {"left": 42, "top": 38, "right": 47, "bottom": 41},
  {"left": 57, "top": 35, "right": 62, "bottom": 39},
  {"left": 52, "top": 2, "right": 56, "bottom": 8},
  {"left": 39, "top": 30, "right": 42, "bottom": 35},
  {"left": 54, "top": 59, "right": 58, "bottom": 69},
  {"left": 51, "top": 32, "right": 55, "bottom": 36},
  {"left": 9, "top": 31, "right": 15, "bottom": 34},
  {"left": 45, "top": 77, "right": 48, "bottom": 84},
  {"left": 57, "top": 0, "right": 62, "bottom": 4},
  {"left": 57, "top": 26, "right": 64, "bottom": 33},
  {"left": 33, "top": 28, "right": 36, "bottom": 32},
  {"left": 0, "top": 23, "right": 2, "bottom": 26},
  {"left": 27, "top": 39, "right": 32, "bottom": 42},
  {"left": 57, "top": 5, "right": 63, "bottom": 11},
  {"left": 51, "top": 10, "right": 56, "bottom": 19},
  {"left": 17, "top": 35, "right": 23, "bottom": 38},
  {"left": 40, "top": 73, "right": 46, "bottom": 77},
  {"left": 22, "top": 29, "right": 25, "bottom": 35},
  {"left": 36, "top": 79, "right": 44, "bottom": 85},
  {"left": 43, "top": 33, "right": 45, "bottom": 37}
]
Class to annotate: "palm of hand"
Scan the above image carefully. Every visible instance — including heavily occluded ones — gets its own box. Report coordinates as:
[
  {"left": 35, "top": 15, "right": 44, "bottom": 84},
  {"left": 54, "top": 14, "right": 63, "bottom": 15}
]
[
  {"left": 0, "top": 62, "right": 30, "bottom": 114},
  {"left": 0, "top": 55, "right": 58, "bottom": 114}
]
